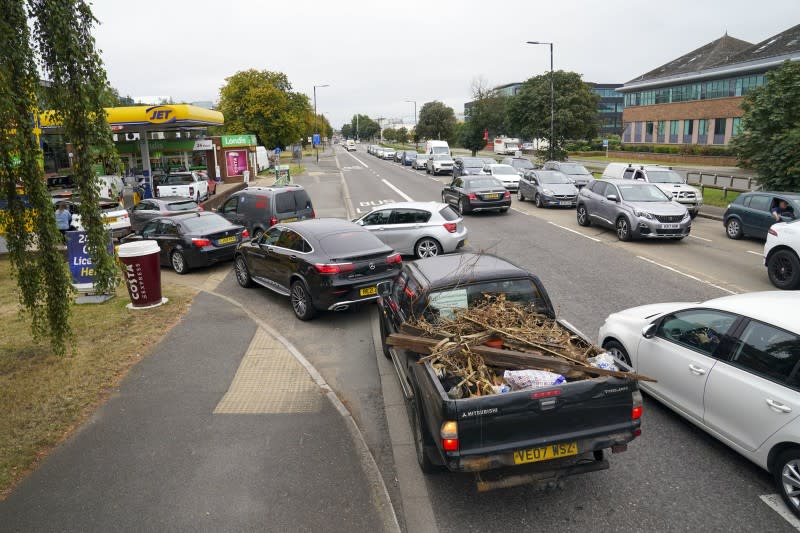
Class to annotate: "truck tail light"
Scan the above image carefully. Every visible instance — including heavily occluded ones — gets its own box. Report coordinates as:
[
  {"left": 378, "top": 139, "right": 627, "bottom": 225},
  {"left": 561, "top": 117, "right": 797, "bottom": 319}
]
[
  {"left": 192, "top": 238, "right": 211, "bottom": 247},
  {"left": 441, "top": 420, "right": 459, "bottom": 452},
  {"left": 386, "top": 253, "right": 402, "bottom": 264},
  {"left": 269, "top": 216, "right": 277, "bottom": 227},
  {"left": 241, "top": 229, "right": 250, "bottom": 239},
  {"left": 443, "top": 222, "right": 457, "bottom": 233},
  {"left": 314, "top": 262, "right": 354, "bottom": 274},
  {"left": 632, "top": 390, "right": 643, "bottom": 420},
  {"left": 189, "top": 186, "right": 195, "bottom": 196}
]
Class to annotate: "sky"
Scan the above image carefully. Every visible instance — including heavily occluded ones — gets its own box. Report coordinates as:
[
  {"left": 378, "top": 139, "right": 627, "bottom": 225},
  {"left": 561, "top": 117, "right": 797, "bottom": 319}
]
[{"left": 89, "top": 0, "right": 798, "bottom": 129}]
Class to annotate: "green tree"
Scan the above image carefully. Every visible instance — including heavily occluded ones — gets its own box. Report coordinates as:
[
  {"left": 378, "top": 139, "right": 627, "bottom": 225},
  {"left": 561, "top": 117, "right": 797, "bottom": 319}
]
[
  {"left": 730, "top": 61, "right": 800, "bottom": 190},
  {"left": 383, "top": 128, "right": 396, "bottom": 142},
  {"left": 350, "top": 114, "right": 379, "bottom": 141},
  {"left": 507, "top": 71, "right": 599, "bottom": 160},
  {"left": 460, "top": 121, "right": 487, "bottom": 155},
  {"left": 1, "top": 0, "right": 120, "bottom": 355},
  {"left": 218, "top": 69, "right": 310, "bottom": 149},
  {"left": 461, "top": 78, "right": 507, "bottom": 155},
  {"left": 302, "top": 110, "right": 332, "bottom": 146},
  {"left": 416, "top": 101, "right": 456, "bottom": 141},
  {"left": 341, "top": 123, "right": 353, "bottom": 139}
]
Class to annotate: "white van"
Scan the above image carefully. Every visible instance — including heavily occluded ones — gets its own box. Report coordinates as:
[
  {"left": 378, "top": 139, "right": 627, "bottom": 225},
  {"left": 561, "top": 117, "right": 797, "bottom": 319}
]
[
  {"left": 346, "top": 139, "right": 356, "bottom": 151},
  {"left": 494, "top": 137, "right": 520, "bottom": 155},
  {"left": 97, "top": 175, "right": 125, "bottom": 202},
  {"left": 425, "top": 140, "right": 450, "bottom": 156},
  {"left": 255, "top": 146, "right": 269, "bottom": 171},
  {"left": 602, "top": 163, "right": 703, "bottom": 217}
]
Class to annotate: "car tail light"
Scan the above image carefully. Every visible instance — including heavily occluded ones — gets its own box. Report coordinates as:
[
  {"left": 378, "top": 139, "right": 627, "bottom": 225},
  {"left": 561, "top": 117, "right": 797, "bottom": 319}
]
[
  {"left": 386, "top": 253, "right": 402, "bottom": 264},
  {"left": 443, "top": 223, "right": 457, "bottom": 233},
  {"left": 269, "top": 216, "right": 277, "bottom": 227},
  {"left": 441, "top": 421, "right": 459, "bottom": 452},
  {"left": 192, "top": 238, "right": 211, "bottom": 247},
  {"left": 189, "top": 186, "right": 194, "bottom": 196},
  {"left": 467, "top": 193, "right": 477, "bottom": 200},
  {"left": 197, "top": 205, "right": 204, "bottom": 211},
  {"left": 504, "top": 191, "right": 511, "bottom": 198},
  {"left": 768, "top": 228, "right": 778, "bottom": 236},
  {"left": 314, "top": 262, "right": 354, "bottom": 274},
  {"left": 241, "top": 229, "right": 250, "bottom": 238},
  {"left": 632, "top": 390, "right": 643, "bottom": 420}
]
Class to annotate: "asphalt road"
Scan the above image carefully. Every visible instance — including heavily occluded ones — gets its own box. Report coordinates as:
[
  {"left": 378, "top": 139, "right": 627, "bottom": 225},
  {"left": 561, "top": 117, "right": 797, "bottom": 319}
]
[{"left": 328, "top": 146, "right": 795, "bottom": 532}]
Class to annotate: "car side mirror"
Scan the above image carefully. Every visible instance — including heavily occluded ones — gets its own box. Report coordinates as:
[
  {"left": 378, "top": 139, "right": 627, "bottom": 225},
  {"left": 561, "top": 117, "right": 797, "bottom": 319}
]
[
  {"left": 642, "top": 323, "right": 657, "bottom": 339},
  {"left": 377, "top": 281, "right": 392, "bottom": 296},
  {"left": 606, "top": 194, "right": 619, "bottom": 202}
]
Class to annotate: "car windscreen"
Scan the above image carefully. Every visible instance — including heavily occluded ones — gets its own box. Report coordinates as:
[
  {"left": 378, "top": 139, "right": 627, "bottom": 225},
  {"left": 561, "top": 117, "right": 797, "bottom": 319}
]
[
  {"left": 538, "top": 172, "right": 572, "bottom": 184},
  {"left": 433, "top": 154, "right": 452, "bottom": 161},
  {"left": 169, "top": 174, "right": 194, "bottom": 184},
  {"left": 424, "top": 279, "right": 548, "bottom": 321},
  {"left": 431, "top": 146, "right": 449, "bottom": 154},
  {"left": 491, "top": 166, "right": 517, "bottom": 175},
  {"left": 465, "top": 178, "right": 504, "bottom": 189},
  {"left": 319, "top": 230, "right": 384, "bottom": 257},
  {"left": 512, "top": 159, "right": 535, "bottom": 169},
  {"left": 180, "top": 215, "right": 233, "bottom": 233},
  {"left": 645, "top": 170, "right": 684, "bottom": 184},
  {"left": 558, "top": 163, "right": 590, "bottom": 175},
  {"left": 165, "top": 200, "right": 199, "bottom": 212},
  {"left": 461, "top": 158, "right": 485, "bottom": 168},
  {"left": 406, "top": 153, "right": 417, "bottom": 158},
  {"left": 618, "top": 184, "right": 671, "bottom": 202}
]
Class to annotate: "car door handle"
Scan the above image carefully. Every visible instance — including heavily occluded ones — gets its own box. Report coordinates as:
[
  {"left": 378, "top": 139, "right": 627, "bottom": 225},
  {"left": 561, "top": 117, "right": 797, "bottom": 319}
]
[
  {"left": 766, "top": 399, "right": 792, "bottom": 413},
  {"left": 289, "top": 255, "right": 298, "bottom": 262},
  {"left": 688, "top": 364, "right": 707, "bottom": 375}
]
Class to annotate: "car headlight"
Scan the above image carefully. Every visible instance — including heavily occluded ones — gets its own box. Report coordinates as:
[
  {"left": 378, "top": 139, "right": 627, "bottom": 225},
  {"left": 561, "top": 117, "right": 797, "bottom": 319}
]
[
  {"left": 682, "top": 211, "right": 691, "bottom": 220},
  {"left": 542, "top": 188, "right": 554, "bottom": 195},
  {"left": 634, "top": 209, "right": 654, "bottom": 219}
]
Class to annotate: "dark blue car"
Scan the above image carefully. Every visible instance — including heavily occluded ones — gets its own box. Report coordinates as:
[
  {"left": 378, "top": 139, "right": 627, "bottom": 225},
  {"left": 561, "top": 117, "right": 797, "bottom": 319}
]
[
  {"left": 402, "top": 151, "right": 419, "bottom": 166},
  {"left": 723, "top": 191, "right": 800, "bottom": 240}
]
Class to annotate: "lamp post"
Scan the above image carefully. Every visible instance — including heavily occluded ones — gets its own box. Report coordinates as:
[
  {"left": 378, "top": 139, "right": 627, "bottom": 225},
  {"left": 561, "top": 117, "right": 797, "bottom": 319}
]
[
  {"left": 404, "top": 99, "right": 417, "bottom": 150},
  {"left": 526, "top": 41, "right": 554, "bottom": 161},
  {"left": 313, "top": 84, "right": 329, "bottom": 162}
]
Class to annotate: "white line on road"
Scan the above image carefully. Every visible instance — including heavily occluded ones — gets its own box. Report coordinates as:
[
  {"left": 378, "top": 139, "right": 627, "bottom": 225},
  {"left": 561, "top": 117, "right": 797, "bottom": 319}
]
[
  {"left": 636, "top": 256, "right": 738, "bottom": 295},
  {"left": 381, "top": 179, "right": 414, "bottom": 202},
  {"left": 747, "top": 250, "right": 763, "bottom": 256},
  {"left": 760, "top": 494, "right": 800, "bottom": 531},
  {"left": 547, "top": 221, "right": 601, "bottom": 242},
  {"left": 343, "top": 150, "right": 369, "bottom": 168},
  {"left": 689, "top": 235, "right": 713, "bottom": 242}
]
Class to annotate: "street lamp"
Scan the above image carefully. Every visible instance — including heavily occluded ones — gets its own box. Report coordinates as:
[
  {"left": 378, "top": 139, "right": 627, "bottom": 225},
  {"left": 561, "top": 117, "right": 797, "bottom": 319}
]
[
  {"left": 526, "top": 41, "right": 554, "bottom": 161},
  {"left": 313, "top": 84, "right": 330, "bottom": 163},
  {"left": 404, "top": 99, "right": 417, "bottom": 150}
]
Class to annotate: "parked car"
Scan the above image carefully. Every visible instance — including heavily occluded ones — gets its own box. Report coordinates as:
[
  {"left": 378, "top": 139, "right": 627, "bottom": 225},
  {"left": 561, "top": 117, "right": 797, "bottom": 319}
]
[
  {"left": 375, "top": 147, "right": 386, "bottom": 159},
  {"left": 156, "top": 171, "right": 209, "bottom": 203},
  {"left": 402, "top": 151, "right": 419, "bottom": 166},
  {"left": 353, "top": 201, "right": 468, "bottom": 258},
  {"left": 521, "top": 142, "right": 535, "bottom": 151},
  {"left": 441, "top": 176, "right": 510, "bottom": 215},
  {"left": 483, "top": 164, "right": 520, "bottom": 191},
  {"left": 426, "top": 154, "right": 455, "bottom": 175},
  {"left": 518, "top": 170, "right": 579, "bottom": 208},
  {"left": 217, "top": 185, "right": 315, "bottom": 241},
  {"left": 382, "top": 148, "right": 396, "bottom": 160},
  {"left": 544, "top": 161, "right": 593, "bottom": 189},
  {"left": 576, "top": 179, "right": 691, "bottom": 241},
  {"left": 500, "top": 156, "right": 538, "bottom": 177},
  {"left": 723, "top": 191, "right": 800, "bottom": 240},
  {"left": 603, "top": 163, "right": 702, "bottom": 217},
  {"left": 452, "top": 157, "right": 488, "bottom": 178},
  {"left": 598, "top": 291, "right": 800, "bottom": 518},
  {"left": 51, "top": 193, "right": 132, "bottom": 239},
  {"left": 122, "top": 212, "right": 247, "bottom": 274},
  {"left": 128, "top": 196, "right": 202, "bottom": 232},
  {"left": 346, "top": 140, "right": 356, "bottom": 151},
  {"left": 412, "top": 155, "right": 428, "bottom": 170},
  {"left": 764, "top": 219, "right": 800, "bottom": 289},
  {"left": 393, "top": 150, "right": 404, "bottom": 163},
  {"left": 233, "top": 218, "right": 402, "bottom": 320}
]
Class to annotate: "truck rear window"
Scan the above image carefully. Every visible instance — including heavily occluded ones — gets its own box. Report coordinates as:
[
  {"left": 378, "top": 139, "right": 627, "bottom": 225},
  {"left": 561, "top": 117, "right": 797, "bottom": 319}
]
[{"left": 425, "top": 279, "right": 547, "bottom": 320}]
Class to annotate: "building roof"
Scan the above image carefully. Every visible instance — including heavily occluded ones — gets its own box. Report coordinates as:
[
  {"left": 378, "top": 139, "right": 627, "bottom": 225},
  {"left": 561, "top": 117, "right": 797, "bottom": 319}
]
[{"left": 728, "top": 23, "right": 800, "bottom": 63}]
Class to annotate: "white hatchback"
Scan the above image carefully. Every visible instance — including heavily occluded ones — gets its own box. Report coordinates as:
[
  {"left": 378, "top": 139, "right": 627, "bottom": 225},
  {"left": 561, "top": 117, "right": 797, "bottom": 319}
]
[
  {"left": 764, "top": 220, "right": 800, "bottom": 290},
  {"left": 598, "top": 292, "right": 800, "bottom": 517}
]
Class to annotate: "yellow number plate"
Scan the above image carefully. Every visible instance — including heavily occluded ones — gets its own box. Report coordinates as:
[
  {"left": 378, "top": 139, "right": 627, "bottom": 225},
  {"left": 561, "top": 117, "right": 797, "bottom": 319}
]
[
  {"left": 513, "top": 442, "right": 578, "bottom": 465},
  {"left": 485, "top": 194, "right": 499, "bottom": 200},
  {"left": 359, "top": 286, "right": 378, "bottom": 297},
  {"left": 217, "top": 236, "right": 237, "bottom": 244},
  {"left": 105, "top": 216, "right": 118, "bottom": 223},
  {"left": 281, "top": 217, "right": 298, "bottom": 223}
]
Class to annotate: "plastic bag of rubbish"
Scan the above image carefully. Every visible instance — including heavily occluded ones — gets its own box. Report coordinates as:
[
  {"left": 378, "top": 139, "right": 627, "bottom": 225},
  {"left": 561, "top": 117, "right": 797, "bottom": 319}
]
[
  {"left": 503, "top": 370, "right": 566, "bottom": 391},
  {"left": 491, "top": 384, "right": 511, "bottom": 394},
  {"left": 588, "top": 352, "right": 618, "bottom": 371}
]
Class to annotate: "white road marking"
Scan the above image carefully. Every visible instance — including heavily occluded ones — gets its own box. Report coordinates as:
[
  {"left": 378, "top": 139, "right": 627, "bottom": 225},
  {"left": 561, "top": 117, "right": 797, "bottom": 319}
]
[
  {"left": 760, "top": 494, "right": 800, "bottom": 531},
  {"left": 747, "top": 250, "right": 763, "bottom": 256},
  {"left": 510, "top": 207, "right": 527, "bottom": 214},
  {"left": 689, "top": 235, "right": 713, "bottom": 242},
  {"left": 547, "top": 221, "right": 602, "bottom": 242},
  {"left": 381, "top": 179, "right": 414, "bottom": 202},
  {"left": 636, "top": 256, "right": 738, "bottom": 295},
  {"left": 343, "top": 150, "right": 369, "bottom": 168}
]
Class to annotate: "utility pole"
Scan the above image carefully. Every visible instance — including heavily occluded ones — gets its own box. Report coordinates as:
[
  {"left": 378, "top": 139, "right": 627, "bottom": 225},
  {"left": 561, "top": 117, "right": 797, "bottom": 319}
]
[
  {"left": 313, "top": 84, "right": 329, "bottom": 163},
  {"left": 375, "top": 116, "right": 385, "bottom": 143},
  {"left": 404, "top": 99, "right": 417, "bottom": 150},
  {"left": 526, "top": 41, "right": 555, "bottom": 161}
]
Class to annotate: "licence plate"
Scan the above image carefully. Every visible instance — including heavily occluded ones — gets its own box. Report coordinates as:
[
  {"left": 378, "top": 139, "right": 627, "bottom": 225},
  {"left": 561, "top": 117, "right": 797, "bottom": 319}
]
[
  {"left": 281, "top": 217, "right": 298, "bottom": 223},
  {"left": 217, "top": 236, "right": 237, "bottom": 244},
  {"left": 559, "top": 201, "right": 572, "bottom": 206},
  {"left": 484, "top": 194, "right": 500, "bottom": 200},
  {"left": 513, "top": 442, "right": 578, "bottom": 464},
  {"left": 660, "top": 223, "right": 680, "bottom": 230},
  {"left": 359, "top": 286, "right": 378, "bottom": 297},
  {"left": 105, "top": 216, "right": 118, "bottom": 223}
]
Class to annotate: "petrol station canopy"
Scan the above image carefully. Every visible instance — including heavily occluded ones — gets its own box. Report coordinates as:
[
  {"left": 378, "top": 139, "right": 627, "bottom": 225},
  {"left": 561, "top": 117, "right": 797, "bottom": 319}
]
[{"left": 39, "top": 104, "right": 224, "bottom": 133}]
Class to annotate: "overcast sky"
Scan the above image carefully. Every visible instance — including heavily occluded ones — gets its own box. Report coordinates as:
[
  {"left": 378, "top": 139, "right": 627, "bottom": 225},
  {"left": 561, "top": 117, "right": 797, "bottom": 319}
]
[{"left": 90, "top": 0, "right": 798, "bottom": 129}]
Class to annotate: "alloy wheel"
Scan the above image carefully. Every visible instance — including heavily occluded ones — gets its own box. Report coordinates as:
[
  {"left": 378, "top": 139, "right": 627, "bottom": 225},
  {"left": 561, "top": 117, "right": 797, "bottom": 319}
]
[
  {"left": 291, "top": 284, "right": 309, "bottom": 317},
  {"left": 616, "top": 218, "right": 630, "bottom": 241},
  {"left": 782, "top": 460, "right": 800, "bottom": 513},
  {"left": 416, "top": 239, "right": 441, "bottom": 258},
  {"left": 171, "top": 251, "right": 186, "bottom": 274}
]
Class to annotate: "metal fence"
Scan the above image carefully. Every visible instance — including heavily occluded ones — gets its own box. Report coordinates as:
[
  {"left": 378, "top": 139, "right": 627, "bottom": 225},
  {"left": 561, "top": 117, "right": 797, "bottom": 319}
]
[{"left": 686, "top": 172, "right": 759, "bottom": 198}]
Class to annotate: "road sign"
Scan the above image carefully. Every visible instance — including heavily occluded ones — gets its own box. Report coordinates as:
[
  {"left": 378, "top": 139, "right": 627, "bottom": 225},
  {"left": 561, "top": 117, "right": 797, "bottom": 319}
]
[
  {"left": 313, "top": 134, "right": 321, "bottom": 146},
  {"left": 274, "top": 147, "right": 282, "bottom": 155},
  {"left": 602, "top": 139, "right": 609, "bottom": 147}
]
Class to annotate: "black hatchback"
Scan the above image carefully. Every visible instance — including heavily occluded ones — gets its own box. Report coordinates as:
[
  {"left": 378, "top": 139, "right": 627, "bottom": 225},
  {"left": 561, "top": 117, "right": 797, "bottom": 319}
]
[
  {"left": 233, "top": 218, "right": 402, "bottom": 320},
  {"left": 441, "top": 176, "right": 511, "bottom": 214}
]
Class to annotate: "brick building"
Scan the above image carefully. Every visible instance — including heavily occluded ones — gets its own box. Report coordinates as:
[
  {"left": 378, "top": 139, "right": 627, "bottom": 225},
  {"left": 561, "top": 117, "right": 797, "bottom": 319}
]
[{"left": 619, "top": 24, "right": 800, "bottom": 146}]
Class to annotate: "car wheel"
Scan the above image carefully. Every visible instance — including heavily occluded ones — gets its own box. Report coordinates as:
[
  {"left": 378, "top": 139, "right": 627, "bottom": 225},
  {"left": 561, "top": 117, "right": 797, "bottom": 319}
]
[
  {"left": 459, "top": 198, "right": 471, "bottom": 215},
  {"left": 725, "top": 218, "right": 743, "bottom": 239},
  {"left": 234, "top": 255, "right": 254, "bottom": 288},
  {"left": 517, "top": 189, "right": 525, "bottom": 201},
  {"left": 534, "top": 194, "right": 543, "bottom": 208},
  {"left": 290, "top": 281, "right": 316, "bottom": 321},
  {"left": 410, "top": 392, "right": 437, "bottom": 474},
  {"left": 171, "top": 250, "right": 188, "bottom": 274},
  {"left": 576, "top": 204, "right": 591, "bottom": 226},
  {"left": 774, "top": 449, "right": 800, "bottom": 519},
  {"left": 415, "top": 237, "right": 442, "bottom": 259},
  {"left": 690, "top": 210, "right": 698, "bottom": 219},
  {"left": 768, "top": 249, "right": 800, "bottom": 290},
  {"left": 378, "top": 311, "right": 392, "bottom": 360},
  {"left": 602, "top": 340, "right": 632, "bottom": 367},
  {"left": 616, "top": 217, "right": 632, "bottom": 241}
]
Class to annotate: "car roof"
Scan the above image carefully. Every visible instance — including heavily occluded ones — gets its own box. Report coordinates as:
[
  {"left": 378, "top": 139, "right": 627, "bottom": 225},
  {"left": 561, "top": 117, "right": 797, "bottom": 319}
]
[
  {"left": 282, "top": 217, "right": 360, "bottom": 236},
  {"left": 739, "top": 191, "right": 800, "bottom": 199},
  {"left": 488, "top": 164, "right": 514, "bottom": 168},
  {"left": 169, "top": 211, "right": 218, "bottom": 221},
  {"left": 408, "top": 253, "right": 532, "bottom": 290},
  {"left": 702, "top": 291, "right": 800, "bottom": 333},
  {"left": 367, "top": 201, "right": 447, "bottom": 212},
  {"left": 238, "top": 184, "right": 306, "bottom": 194},
  {"left": 600, "top": 178, "right": 654, "bottom": 186}
]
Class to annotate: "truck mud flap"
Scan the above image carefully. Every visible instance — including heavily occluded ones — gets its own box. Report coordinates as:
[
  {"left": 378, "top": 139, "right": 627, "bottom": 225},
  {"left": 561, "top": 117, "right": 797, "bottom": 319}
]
[{"left": 475, "top": 458, "right": 609, "bottom": 493}]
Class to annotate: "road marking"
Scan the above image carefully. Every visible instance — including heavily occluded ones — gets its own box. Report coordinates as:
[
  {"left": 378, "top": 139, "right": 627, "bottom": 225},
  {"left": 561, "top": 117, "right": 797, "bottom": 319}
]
[
  {"left": 747, "top": 250, "right": 763, "bottom": 256},
  {"left": 636, "top": 256, "right": 738, "bottom": 295},
  {"left": 511, "top": 207, "right": 527, "bottom": 214},
  {"left": 689, "top": 235, "right": 713, "bottom": 242},
  {"left": 381, "top": 179, "right": 414, "bottom": 201},
  {"left": 343, "top": 150, "right": 369, "bottom": 168},
  {"left": 760, "top": 494, "right": 800, "bottom": 531},
  {"left": 547, "top": 221, "right": 601, "bottom": 242}
]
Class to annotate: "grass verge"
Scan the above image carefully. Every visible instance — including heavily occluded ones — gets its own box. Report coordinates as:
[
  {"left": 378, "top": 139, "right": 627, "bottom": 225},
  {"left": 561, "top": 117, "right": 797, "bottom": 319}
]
[
  {"left": 702, "top": 187, "right": 740, "bottom": 208},
  {"left": 0, "top": 259, "right": 196, "bottom": 499}
]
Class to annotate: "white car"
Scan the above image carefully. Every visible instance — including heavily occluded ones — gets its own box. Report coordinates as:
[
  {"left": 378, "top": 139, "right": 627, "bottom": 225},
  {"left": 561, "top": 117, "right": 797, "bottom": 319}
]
[
  {"left": 426, "top": 154, "right": 454, "bottom": 175},
  {"left": 483, "top": 164, "right": 520, "bottom": 190},
  {"left": 764, "top": 219, "right": 800, "bottom": 289},
  {"left": 53, "top": 194, "right": 132, "bottom": 239},
  {"left": 381, "top": 148, "right": 396, "bottom": 160},
  {"left": 412, "top": 156, "right": 428, "bottom": 170},
  {"left": 598, "top": 291, "right": 800, "bottom": 517}
]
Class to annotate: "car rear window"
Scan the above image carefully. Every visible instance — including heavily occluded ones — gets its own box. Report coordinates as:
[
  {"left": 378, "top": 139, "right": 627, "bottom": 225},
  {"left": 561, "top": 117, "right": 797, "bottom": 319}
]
[
  {"left": 425, "top": 279, "right": 548, "bottom": 321},
  {"left": 439, "top": 206, "right": 459, "bottom": 221},
  {"left": 465, "top": 178, "right": 503, "bottom": 189},
  {"left": 275, "top": 192, "right": 294, "bottom": 213},
  {"left": 319, "top": 230, "right": 384, "bottom": 257},
  {"left": 180, "top": 214, "right": 232, "bottom": 233},
  {"left": 166, "top": 200, "right": 198, "bottom": 212},
  {"left": 294, "top": 189, "right": 313, "bottom": 210}
]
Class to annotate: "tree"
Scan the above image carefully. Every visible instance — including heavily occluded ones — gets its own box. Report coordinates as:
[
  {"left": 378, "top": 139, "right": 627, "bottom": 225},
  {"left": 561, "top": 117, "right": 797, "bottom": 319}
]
[
  {"left": 218, "top": 69, "right": 310, "bottom": 149},
  {"left": 350, "top": 114, "right": 379, "bottom": 141},
  {"left": 730, "top": 61, "right": 800, "bottom": 191},
  {"left": 460, "top": 121, "right": 487, "bottom": 155},
  {"left": 396, "top": 127, "right": 408, "bottom": 144},
  {"left": 382, "top": 128, "right": 396, "bottom": 142},
  {"left": 506, "top": 71, "right": 600, "bottom": 160},
  {"left": 302, "top": 110, "right": 332, "bottom": 146},
  {"left": 416, "top": 101, "right": 456, "bottom": 141},
  {"left": 341, "top": 123, "right": 353, "bottom": 139},
  {"left": 461, "top": 78, "right": 508, "bottom": 155},
  {"left": 1, "top": 0, "right": 120, "bottom": 355}
]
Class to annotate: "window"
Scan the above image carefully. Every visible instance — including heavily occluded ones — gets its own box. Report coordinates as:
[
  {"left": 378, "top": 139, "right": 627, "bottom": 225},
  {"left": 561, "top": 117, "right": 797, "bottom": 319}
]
[
  {"left": 714, "top": 118, "right": 727, "bottom": 136},
  {"left": 141, "top": 221, "right": 159, "bottom": 238},
  {"left": 732, "top": 117, "right": 742, "bottom": 136},
  {"left": 748, "top": 195, "right": 771, "bottom": 212},
  {"left": 439, "top": 206, "right": 460, "bottom": 221},
  {"left": 293, "top": 190, "right": 313, "bottom": 210},
  {"left": 645, "top": 122, "right": 654, "bottom": 135},
  {"left": 275, "top": 192, "right": 294, "bottom": 213},
  {"left": 391, "top": 209, "right": 431, "bottom": 224},
  {"left": 657, "top": 121, "right": 665, "bottom": 135},
  {"left": 698, "top": 119, "right": 708, "bottom": 135},
  {"left": 276, "top": 229, "right": 306, "bottom": 252},
  {"left": 622, "top": 169, "right": 635, "bottom": 180},
  {"left": 362, "top": 209, "right": 392, "bottom": 226},
  {"left": 591, "top": 181, "right": 608, "bottom": 196},
  {"left": 158, "top": 220, "right": 179, "bottom": 236},
  {"left": 262, "top": 227, "right": 282, "bottom": 246},
  {"left": 133, "top": 201, "right": 155, "bottom": 211},
  {"left": 684, "top": 119, "right": 694, "bottom": 137},
  {"left": 222, "top": 198, "right": 239, "bottom": 214},
  {"left": 730, "top": 320, "right": 800, "bottom": 384},
  {"left": 656, "top": 309, "right": 739, "bottom": 356},
  {"left": 670, "top": 120, "right": 679, "bottom": 135}
]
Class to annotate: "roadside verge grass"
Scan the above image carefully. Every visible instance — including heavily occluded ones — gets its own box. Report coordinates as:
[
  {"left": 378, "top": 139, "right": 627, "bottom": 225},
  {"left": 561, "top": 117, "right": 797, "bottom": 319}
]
[
  {"left": 702, "top": 187, "right": 740, "bottom": 208},
  {"left": 0, "top": 259, "right": 196, "bottom": 499}
]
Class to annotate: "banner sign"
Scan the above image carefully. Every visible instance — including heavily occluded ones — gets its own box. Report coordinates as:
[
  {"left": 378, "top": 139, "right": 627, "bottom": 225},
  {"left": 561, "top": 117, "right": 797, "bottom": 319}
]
[
  {"left": 66, "top": 230, "right": 114, "bottom": 289},
  {"left": 193, "top": 139, "right": 214, "bottom": 151},
  {"left": 221, "top": 134, "right": 257, "bottom": 147}
]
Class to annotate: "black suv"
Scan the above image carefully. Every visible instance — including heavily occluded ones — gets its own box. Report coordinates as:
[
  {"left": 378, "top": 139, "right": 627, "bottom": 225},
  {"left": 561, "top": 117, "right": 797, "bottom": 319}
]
[{"left": 218, "top": 185, "right": 314, "bottom": 240}]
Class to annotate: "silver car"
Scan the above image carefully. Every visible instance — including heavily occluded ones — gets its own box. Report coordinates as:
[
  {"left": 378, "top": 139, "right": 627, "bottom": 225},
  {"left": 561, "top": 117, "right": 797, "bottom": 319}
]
[
  {"left": 518, "top": 170, "right": 578, "bottom": 208},
  {"left": 483, "top": 164, "right": 520, "bottom": 191},
  {"left": 353, "top": 201, "right": 468, "bottom": 258},
  {"left": 412, "top": 155, "right": 428, "bottom": 170},
  {"left": 576, "top": 178, "right": 691, "bottom": 241},
  {"left": 382, "top": 148, "right": 396, "bottom": 160},
  {"left": 544, "top": 161, "right": 593, "bottom": 189}
]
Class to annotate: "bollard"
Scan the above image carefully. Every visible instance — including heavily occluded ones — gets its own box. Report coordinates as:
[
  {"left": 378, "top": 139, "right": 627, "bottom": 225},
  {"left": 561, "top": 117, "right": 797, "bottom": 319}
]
[{"left": 722, "top": 186, "right": 728, "bottom": 199}]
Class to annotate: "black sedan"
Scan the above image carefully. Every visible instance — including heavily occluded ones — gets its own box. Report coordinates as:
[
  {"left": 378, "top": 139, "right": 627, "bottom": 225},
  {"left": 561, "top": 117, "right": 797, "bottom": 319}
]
[
  {"left": 233, "top": 218, "right": 402, "bottom": 320},
  {"left": 441, "top": 176, "right": 511, "bottom": 215},
  {"left": 122, "top": 212, "right": 248, "bottom": 274},
  {"left": 128, "top": 196, "right": 202, "bottom": 232}
]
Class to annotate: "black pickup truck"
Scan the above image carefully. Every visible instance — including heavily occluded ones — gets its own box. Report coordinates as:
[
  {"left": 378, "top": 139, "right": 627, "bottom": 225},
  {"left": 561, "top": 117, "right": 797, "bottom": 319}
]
[{"left": 377, "top": 253, "right": 643, "bottom": 491}]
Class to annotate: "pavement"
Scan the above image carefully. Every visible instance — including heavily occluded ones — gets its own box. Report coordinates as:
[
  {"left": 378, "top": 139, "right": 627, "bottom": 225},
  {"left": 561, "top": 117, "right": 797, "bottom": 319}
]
[{"left": 0, "top": 151, "right": 401, "bottom": 532}]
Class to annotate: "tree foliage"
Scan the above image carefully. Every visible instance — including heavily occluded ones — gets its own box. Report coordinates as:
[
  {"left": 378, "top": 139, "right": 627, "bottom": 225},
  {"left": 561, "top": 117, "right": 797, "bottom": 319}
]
[
  {"left": 349, "top": 114, "right": 380, "bottom": 141},
  {"left": 302, "top": 110, "right": 332, "bottom": 145},
  {"left": 395, "top": 127, "right": 408, "bottom": 144},
  {"left": 218, "top": 69, "right": 310, "bottom": 150},
  {"left": 416, "top": 101, "right": 456, "bottom": 141},
  {"left": 340, "top": 123, "right": 353, "bottom": 139},
  {"left": 461, "top": 78, "right": 507, "bottom": 155},
  {"left": 507, "top": 71, "right": 599, "bottom": 160},
  {"left": 730, "top": 61, "right": 800, "bottom": 191},
  {"left": 382, "top": 128, "right": 396, "bottom": 142},
  {"left": 1, "top": 0, "right": 119, "bottom": 355}
]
